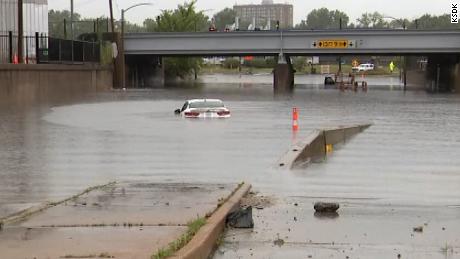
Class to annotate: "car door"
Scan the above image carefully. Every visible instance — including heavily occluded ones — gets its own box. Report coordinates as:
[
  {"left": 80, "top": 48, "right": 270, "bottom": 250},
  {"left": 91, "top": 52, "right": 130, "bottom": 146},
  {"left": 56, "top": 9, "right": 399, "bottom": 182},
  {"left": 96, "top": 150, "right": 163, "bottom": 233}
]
[{"left": 181, "top": 102, "right": 189, "bottom": 113}]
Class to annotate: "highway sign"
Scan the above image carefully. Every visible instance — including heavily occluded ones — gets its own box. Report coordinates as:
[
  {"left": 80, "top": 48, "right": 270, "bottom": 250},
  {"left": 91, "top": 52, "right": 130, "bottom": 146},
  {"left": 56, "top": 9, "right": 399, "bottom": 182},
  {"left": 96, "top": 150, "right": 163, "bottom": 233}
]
[
  {"left": 317, "top": 39, "right": 348, "bottom": 48},
  {"left": 311, "top": 39, "right": 356, "bottom": 49}
]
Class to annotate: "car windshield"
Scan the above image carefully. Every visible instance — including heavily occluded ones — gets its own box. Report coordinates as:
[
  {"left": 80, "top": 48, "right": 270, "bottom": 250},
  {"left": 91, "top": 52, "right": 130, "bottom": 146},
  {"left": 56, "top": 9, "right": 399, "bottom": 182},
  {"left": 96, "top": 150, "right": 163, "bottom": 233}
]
[{"left": 189, "top": 100, "right": 224, "bottom": 109}]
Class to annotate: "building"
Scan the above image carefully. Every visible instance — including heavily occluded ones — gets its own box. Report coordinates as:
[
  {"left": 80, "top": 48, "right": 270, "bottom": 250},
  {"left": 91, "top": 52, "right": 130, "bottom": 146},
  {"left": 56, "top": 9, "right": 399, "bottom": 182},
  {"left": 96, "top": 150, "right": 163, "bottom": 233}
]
[
  {"left": 234, "top": 0, "right": 293, "bottom": 29},
  {"left": 0, "top": 0, "right": 48, "bottom": 35},
  {"left": 0, "top": 0, "right": 48, "bottom": 63}
]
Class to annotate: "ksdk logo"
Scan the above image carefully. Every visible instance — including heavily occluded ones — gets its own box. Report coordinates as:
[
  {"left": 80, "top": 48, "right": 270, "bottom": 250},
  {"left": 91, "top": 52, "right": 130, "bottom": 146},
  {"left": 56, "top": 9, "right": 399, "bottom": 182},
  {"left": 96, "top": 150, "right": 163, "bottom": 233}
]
[{"left": 452, "top": 3, "right": 458, "bottom": 23}]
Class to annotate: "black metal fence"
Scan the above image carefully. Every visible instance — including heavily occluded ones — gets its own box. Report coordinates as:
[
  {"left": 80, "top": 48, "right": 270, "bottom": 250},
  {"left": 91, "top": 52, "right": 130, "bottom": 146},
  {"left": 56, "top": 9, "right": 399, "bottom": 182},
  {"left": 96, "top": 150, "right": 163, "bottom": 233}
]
[
  {"left": 44, "top": 36, "right": 101, "bottom": 63},
  {"left": 0, "top": 32, "right": 101, "bottom": 64}
]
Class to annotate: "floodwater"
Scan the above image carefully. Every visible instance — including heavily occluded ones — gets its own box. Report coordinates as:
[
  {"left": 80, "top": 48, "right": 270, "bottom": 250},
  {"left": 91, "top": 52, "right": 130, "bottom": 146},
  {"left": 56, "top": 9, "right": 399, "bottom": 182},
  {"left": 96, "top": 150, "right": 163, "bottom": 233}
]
[{"left": 1, "top": 73, "right": 460, "bottom": 218}]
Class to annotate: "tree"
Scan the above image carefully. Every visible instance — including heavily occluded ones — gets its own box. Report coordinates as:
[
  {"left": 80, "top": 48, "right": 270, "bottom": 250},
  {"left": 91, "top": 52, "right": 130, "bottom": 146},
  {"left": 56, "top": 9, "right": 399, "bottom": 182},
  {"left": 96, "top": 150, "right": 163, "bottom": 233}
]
[
  {"left": 48, "top": 9, "right": 81, "bottom": 38},
  {"left": 143, "top": 18, "right": 157, "bottom": 32},
  {"left": 213, "top": 8, "right": 237, "bottom": 31},
  {"left": 294, "top": 20, "right": 308, "bottom": 29},
  {"left": 387, "top": 18, "right": 410, "bottom": 29},
  {"left": 411, "top": 14, "right": 460, "bottom": 29},
  {"left": 357, "top": 12, "right": 388, "bottom": 28},
  {"left": 147, "top": 1, "right": 209, "bottom": 78},
  {"left": 123, "top": 21, "right": 146, "bottom": 33},
  {"left": 296, "top": 8, "right": 349, "bottom": 29},
  {"left": 49, "top": 10, "right": 111, "bottom": 38},
  {"left": 152, "top": 1, "right": 208, "bottom": 32}
]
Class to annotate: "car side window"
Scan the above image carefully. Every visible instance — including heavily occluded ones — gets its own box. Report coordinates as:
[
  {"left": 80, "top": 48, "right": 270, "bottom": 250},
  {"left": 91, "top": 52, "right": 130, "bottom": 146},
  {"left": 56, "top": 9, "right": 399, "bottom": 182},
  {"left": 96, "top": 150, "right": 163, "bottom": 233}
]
[{"left": 181, "top": 102, "right": 188, "bottom": 112}]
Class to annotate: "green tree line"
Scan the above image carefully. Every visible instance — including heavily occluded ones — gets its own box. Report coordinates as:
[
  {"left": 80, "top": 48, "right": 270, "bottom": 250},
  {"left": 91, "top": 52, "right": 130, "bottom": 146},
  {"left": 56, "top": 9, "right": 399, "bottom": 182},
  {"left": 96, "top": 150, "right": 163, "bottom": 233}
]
[
  {"left": 50, "top": 4, "right": 460, "bottom": 38},
  {"left": 294, "top": 9, "right": 460, "bottom": 30}
]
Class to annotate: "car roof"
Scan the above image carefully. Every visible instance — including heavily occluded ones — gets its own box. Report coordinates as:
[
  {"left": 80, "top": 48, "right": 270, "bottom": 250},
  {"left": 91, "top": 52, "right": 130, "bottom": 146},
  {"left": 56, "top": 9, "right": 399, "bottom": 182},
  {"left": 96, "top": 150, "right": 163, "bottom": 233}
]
[{"left": 187, "top": 99, "right": 223, "bottom": 103}]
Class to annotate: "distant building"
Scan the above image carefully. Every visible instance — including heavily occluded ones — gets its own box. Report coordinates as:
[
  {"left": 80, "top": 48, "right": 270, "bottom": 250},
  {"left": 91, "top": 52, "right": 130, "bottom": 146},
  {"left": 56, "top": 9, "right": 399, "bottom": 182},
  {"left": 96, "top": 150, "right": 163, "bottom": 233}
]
[
  {"left": 0, "top": 0, "right": 48, "bottom": 63},
  {"left": 0, "top": 0, "right": 48, "bottom": 35},
  {"left": 234, "top": 0, "right": 293, "bottom": 29}
]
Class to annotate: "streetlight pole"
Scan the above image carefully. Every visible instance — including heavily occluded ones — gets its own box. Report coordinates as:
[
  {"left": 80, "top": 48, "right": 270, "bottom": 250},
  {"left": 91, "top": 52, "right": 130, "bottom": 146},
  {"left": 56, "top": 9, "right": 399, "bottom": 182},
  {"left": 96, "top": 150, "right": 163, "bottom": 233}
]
[
  {"left": 193, "top": 9, "right": 213, "bottom": 80},
  {"left": 121, "top": 3, "right": 153, "bottom": 89}
]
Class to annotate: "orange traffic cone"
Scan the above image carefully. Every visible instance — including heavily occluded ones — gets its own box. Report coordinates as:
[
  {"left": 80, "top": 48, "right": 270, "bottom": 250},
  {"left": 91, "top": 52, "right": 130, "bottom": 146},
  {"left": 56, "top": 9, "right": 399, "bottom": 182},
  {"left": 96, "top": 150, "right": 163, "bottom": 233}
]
[
  {"left": 13, "top": 54, "right": 18, "bottom": 64},
  {"left": 292, "top": 107, "right": 299, "bottom": 131}
]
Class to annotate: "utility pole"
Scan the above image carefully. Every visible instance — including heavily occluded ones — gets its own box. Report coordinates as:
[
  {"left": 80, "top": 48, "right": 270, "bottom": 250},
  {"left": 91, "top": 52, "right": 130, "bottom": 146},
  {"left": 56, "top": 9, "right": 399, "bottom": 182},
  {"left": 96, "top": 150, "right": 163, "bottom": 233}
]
[
  {"left": 338, "top": 17, "right": 343, "bottom": 74},
  {"left": 109, "top": 0, "right": 115, "bottom": 34},
  {"left": 71, "top": 0, "right": 74, "bottom": 62},
  {"left": 109, "top": 0, "right": 119, "bottom": 88},
  {"left": 18, "top": 0, "right": 23, "bottom": 63},
  {"left": 121, "top": 9, "right": 126, "bottom": 88}
]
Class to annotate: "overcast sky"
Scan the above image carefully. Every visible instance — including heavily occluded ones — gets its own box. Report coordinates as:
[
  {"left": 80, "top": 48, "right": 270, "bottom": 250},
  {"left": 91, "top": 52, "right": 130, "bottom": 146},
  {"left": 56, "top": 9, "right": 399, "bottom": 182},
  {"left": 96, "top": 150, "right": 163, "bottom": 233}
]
[{"left": 48, "top": 0, "right": 454, "bottom": 25}]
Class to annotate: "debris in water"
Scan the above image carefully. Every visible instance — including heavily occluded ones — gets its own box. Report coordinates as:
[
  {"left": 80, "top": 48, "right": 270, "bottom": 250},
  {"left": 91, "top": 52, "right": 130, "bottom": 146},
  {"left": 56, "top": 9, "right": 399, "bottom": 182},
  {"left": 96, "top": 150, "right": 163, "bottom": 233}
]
[
  {"left": 314, "top": 202, "right": 340, "bottom": 213},
  {"left": 227, "top": 206, "right": 254, "bottom": 228},
  {"left": 273, "top": 234, "right": 285, "bottom": 247},
  {"left": 413, "top": 226, "right": 423, "bottom": 233}
]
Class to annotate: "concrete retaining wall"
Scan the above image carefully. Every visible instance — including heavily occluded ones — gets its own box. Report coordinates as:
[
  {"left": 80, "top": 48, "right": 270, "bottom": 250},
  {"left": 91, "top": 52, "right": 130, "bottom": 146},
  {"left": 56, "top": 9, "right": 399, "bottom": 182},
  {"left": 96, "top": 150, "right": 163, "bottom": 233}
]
[
  {"left": 0, "top": 64, "right": 113, "bottom": 100},
  {"left": 278, "top": 124, "right": 372, "bottom": 169}
]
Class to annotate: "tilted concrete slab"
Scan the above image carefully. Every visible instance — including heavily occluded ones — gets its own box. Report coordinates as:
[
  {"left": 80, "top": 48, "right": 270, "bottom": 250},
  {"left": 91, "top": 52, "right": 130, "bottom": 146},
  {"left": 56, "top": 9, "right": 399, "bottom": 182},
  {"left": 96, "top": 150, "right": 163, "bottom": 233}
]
[
  {"left": 19, "top": 182, "right": 235, "bottom": 227},
  {"left": 0, "top": 226, "right": 186, "bottom": 259},
  {"left": 277, "top": 123, "right": 372, "bottom": 169},
  {"left": 0, "top": 182, "right": 239, "bottom": 259}
]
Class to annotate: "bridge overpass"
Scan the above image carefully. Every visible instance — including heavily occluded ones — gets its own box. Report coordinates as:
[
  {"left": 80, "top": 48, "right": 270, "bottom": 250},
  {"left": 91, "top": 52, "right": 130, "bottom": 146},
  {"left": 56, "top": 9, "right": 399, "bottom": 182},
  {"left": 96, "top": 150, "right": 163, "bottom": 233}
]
[
  {"left": 122, "top": 30, "right": 460, "bottom": 91},
  {"left": 124, "top": 30, "right": 460, "bottom": 56}
]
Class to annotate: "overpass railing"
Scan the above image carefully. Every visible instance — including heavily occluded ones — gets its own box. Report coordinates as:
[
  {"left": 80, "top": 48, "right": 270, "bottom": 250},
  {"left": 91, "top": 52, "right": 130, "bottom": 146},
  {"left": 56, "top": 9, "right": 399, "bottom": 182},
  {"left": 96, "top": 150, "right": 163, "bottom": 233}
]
[{"left": 0, "top": 31, "right": 102, "bottom": 64}]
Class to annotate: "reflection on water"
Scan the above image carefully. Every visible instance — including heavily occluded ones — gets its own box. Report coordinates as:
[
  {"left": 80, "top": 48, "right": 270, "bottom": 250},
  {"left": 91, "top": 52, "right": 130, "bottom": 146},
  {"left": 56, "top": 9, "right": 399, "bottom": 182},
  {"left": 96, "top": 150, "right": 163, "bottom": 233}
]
[{"left": 1, "top": 74, "right": 460, "bottom": 218}]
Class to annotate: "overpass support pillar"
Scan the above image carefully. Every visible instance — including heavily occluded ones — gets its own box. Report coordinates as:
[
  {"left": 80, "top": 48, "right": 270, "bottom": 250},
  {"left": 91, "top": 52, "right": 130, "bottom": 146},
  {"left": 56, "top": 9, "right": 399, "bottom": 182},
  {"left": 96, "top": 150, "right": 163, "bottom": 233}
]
[
  {"left": 454, "top": 62, "right": 460, "bottom": 93},
  {"left": 274, "top": 54, "right": 294, "bottom": 93},
  {"left": 426, "top": 55, "right": 460, "bottom": 92}
]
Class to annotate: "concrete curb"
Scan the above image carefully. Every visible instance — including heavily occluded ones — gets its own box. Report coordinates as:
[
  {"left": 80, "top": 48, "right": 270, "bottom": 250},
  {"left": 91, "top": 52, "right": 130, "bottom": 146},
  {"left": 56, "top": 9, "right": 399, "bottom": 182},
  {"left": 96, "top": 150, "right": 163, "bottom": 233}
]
[{"left": 171, "top": 183, "right": 252, "bottom": 259}]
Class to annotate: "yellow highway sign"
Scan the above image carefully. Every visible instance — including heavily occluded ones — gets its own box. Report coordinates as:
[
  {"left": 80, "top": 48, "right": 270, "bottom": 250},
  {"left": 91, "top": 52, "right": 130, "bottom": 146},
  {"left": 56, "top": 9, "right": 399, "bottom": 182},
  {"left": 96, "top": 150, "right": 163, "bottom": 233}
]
[{"left": 317, "top": 39, "right": 348, "bottom": 48}]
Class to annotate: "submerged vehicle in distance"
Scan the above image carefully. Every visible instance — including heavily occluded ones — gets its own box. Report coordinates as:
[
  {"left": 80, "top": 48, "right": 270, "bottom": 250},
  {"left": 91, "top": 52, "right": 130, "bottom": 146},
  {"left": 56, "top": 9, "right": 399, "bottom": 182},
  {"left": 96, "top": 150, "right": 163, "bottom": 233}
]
[
  {"left": 352, "top": 63, "right": 375, "bottom": 72},
  {"left": 174, "top": 99, "right": 231, "bottom": 118}
]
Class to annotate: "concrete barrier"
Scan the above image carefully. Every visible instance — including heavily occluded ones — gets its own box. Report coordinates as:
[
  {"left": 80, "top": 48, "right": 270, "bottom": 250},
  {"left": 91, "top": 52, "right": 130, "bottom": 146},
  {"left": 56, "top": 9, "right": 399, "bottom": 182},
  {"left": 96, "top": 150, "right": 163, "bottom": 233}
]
[
  {"left": 278, "top": 124, "right": 372, "bottom": 169},
  {"left": 0, "top": 64, "right": 113, "bottom": 96},
  {"left": 171, "top": 183, "right": 251, "bottom": 259}
]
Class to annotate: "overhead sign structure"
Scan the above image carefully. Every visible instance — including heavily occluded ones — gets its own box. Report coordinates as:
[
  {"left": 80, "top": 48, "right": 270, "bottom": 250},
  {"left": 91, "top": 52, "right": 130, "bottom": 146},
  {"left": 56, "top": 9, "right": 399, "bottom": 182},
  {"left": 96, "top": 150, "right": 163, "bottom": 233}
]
[{"left": 311, "top": 39, "right": 356, "bottom": 49}]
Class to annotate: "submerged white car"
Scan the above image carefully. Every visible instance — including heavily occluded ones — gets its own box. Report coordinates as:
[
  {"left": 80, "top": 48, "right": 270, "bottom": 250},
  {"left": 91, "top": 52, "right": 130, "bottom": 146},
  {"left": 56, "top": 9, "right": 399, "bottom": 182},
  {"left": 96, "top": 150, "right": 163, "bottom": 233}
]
[{"left": 174, "top": 99, "right": 231, "bottom": 118}]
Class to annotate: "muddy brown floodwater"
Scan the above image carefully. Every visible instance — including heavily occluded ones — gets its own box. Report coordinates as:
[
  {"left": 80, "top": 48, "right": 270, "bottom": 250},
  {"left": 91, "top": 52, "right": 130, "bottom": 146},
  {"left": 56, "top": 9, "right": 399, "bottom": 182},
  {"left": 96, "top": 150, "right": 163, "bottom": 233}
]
[{"left": 1, "top": 74, "right": 460, "bottom": 257}]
